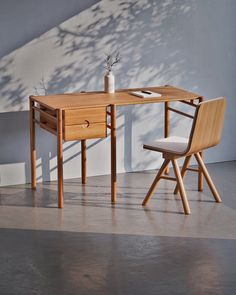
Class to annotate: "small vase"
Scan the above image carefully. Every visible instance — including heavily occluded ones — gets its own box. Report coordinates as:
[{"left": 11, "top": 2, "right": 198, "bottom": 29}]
[{"left": 104, "top": 71, "right": 115, "bottom": 93}]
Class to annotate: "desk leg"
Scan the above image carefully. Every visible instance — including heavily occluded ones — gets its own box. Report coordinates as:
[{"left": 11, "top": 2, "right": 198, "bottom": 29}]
[
  {"left": 81, "top": 140, "right": 87, "bottom": 184},
  {"left": 30, "top": 99, "right": 36, "bottom": 190},
  {"left": 57, "top": 109, "right": 64, "bottom": 208},
  {"left": 164, "top": 101, "right": 170, "bottom": 174},
  {"left": 111, "top": 105, "right": 117, "bottom": 203},
  {"left": 198, "top": 97, "right": 204, "bottom": 191}
]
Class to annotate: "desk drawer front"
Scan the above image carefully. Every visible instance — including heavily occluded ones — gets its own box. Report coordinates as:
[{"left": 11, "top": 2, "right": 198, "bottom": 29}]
[
  {"left": 63, "top": 107, "right": 107, "bottom": 141},
  {"left": 64, "top": 122, "right": 106, "bottom": 141},
  {"left": 64, "top": 107, "right": 106, "bottom": 125}
]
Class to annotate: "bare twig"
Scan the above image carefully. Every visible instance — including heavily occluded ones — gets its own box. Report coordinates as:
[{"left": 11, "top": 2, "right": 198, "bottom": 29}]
[
  {"left": 104, "top": 51, "right": 120, "bottom": 73},
  {"left": 33, "top": 75, "right": 49, "bottom": 95}
]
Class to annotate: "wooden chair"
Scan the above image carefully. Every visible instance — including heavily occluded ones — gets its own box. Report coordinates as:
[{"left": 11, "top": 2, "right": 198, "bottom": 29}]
[{"left": 142, "top": 97, "right": 226, "bottom": 214}]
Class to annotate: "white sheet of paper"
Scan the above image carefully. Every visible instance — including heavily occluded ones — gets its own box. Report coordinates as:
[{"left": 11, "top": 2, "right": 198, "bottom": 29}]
[{"left": 130, "top": 91, "right": 162, "bottom": 98}]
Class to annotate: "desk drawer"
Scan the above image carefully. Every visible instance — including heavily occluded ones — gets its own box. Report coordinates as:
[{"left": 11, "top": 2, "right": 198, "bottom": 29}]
[
  {"left": 64, "top": 122, "right": 106, "bottom": 141},
  {"left": 63, "top": 107, "right": 107, "bottom": 141},
  {"left": 39, "top": 106, "right": 107, "bottom": 140},
  {"left": 64, "top": 107, "right": 106, "bottom": 125}
]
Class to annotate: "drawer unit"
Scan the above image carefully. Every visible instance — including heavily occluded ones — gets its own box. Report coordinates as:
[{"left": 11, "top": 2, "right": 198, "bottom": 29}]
[
  {"left": 63, "top": 107, "right": 107, "bottom": 141},
  {"left": 38, "top": 106, "right": 107, "bottom": 141}
]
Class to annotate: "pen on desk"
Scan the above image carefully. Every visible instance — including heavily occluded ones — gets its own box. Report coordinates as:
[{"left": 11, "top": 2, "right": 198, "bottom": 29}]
[{"left": 141, "top": 90, "right": 152, "bottom": 95}]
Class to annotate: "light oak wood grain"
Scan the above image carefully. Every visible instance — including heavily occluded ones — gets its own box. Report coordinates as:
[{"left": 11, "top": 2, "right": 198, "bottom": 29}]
[
  {"left": 187, "top": 98, "right": 226, "bottom": 155},
  {"left": 197, "top": 96, "right": 204, "bottom": 191},
  {"left": 57, "top": 109, "right": 64, "bottom": 209},
  {"left": 142, "top": 97, "right": 226, "bottom": 215},
  {"left": 64, "top": 107, "right": 106, "bottom": 126},
  {"left": 29, "top": 85, "right": 202, "bottom": 208},
  {"left": 195, "top": 153, "right": 222, "bottom": 203},
  {"left": 81, "top": 140, "right": 87, "bottom": 184},
  {"left": 64, "top": 122, "right": 107, "bottom": 141},
  {"left": 172, "top": 159, "right": 191, "bottom": 215},
  {"left": 30, "top": 86, "right": 201, "bottom": 110},
  {"left": 174, "top": 155, "right": 192, "bottom": 195},
  {"left": 30, "top": 99, "right": 36, "bottom": 190},
  {"left": 142, "top": 159, "right": 170, "bottom": 206},
  {"left": 111, "top": 105, "right": 117, "bottom": 203}
]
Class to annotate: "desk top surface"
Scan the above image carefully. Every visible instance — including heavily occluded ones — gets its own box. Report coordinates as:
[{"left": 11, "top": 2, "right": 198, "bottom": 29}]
[{"left": 30, "top": 86, "right": 202, "bottom": 110}]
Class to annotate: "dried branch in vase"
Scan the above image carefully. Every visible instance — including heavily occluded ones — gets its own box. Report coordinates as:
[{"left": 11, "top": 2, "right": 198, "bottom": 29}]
[
  {"left": 104, "top": 51, "right": 120, "bottom": 73},
  {"left": 34, "top": 76, "right": 49, "bottom": 95}
]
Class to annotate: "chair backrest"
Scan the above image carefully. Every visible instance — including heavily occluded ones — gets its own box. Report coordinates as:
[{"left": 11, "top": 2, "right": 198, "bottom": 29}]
[{"left": 185, "top": 97, "right": 226, "bottom": 155}]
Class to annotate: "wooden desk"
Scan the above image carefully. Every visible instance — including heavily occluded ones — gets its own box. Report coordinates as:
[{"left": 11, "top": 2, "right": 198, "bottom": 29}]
[{"left": 29, "top": 85, "right": 203, "bottom": 208}]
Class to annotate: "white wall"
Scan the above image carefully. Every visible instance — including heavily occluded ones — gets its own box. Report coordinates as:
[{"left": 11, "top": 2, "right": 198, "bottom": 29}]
[{"left": 0, "top": 0, "right": 236, "bottom": 186}]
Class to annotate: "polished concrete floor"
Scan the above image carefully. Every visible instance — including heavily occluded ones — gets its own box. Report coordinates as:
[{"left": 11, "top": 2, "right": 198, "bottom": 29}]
[{"left": 0, "top": 161, "right": 236, "bottom": 294}]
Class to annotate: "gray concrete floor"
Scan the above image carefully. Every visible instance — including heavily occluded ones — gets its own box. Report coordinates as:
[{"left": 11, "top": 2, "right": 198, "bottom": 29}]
[{"left": 0, "top": 161, "right": 236, "bottom": 294}]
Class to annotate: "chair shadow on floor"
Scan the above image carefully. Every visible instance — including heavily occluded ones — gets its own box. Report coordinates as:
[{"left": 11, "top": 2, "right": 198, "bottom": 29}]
[{"left": 0, "top": 178, "right": 215, "bottom": 214}]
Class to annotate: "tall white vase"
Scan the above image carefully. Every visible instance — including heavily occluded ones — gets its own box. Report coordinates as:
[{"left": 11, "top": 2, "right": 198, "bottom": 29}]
[{"left": 104, "top": 72, "right": 115, "bottom": 93}]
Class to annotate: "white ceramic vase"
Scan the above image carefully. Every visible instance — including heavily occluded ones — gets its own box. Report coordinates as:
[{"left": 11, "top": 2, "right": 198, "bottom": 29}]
[{"left": 104, "top": 71, "right": 115, "bottom": 93}]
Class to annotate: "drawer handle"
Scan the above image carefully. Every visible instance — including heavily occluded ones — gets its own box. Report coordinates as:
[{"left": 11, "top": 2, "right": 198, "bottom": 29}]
[{"left": 82, "top": 120, "right": 90, "bottom": 128}]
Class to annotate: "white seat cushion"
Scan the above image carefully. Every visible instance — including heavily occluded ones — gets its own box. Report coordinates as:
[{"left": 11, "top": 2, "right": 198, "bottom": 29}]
[{"left": 144, "top": 136, "right": 189, "bottom": 154}]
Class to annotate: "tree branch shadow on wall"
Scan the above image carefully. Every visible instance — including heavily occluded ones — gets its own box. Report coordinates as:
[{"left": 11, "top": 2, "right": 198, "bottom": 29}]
[{"left": 0, "top": 0, "right": 197, "bottom": 188}]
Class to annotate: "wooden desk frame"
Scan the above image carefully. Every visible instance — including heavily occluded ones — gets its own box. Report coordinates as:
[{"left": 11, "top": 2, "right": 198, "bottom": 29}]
[{"left": 29, "top": 86, "right": 203, "bottom": 208}]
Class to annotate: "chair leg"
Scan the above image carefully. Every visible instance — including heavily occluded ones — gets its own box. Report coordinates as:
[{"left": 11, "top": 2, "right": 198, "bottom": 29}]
[
  {"left": 172, "top": 159, "right": 191, "bottom": 215},
  {"left": 142, "top": 159, "right": 170, "bottom": 206},
  {"left": 174, "top": 155, "right": 192, "bottom": 195},
  {"left": 194, "top": 153, "right": 222, "bottom": 203}
]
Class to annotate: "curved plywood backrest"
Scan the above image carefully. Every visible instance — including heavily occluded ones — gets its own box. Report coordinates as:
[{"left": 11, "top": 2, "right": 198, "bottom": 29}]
[{"left": 185, "top": 97, "right": 226, "bottom": 155}]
